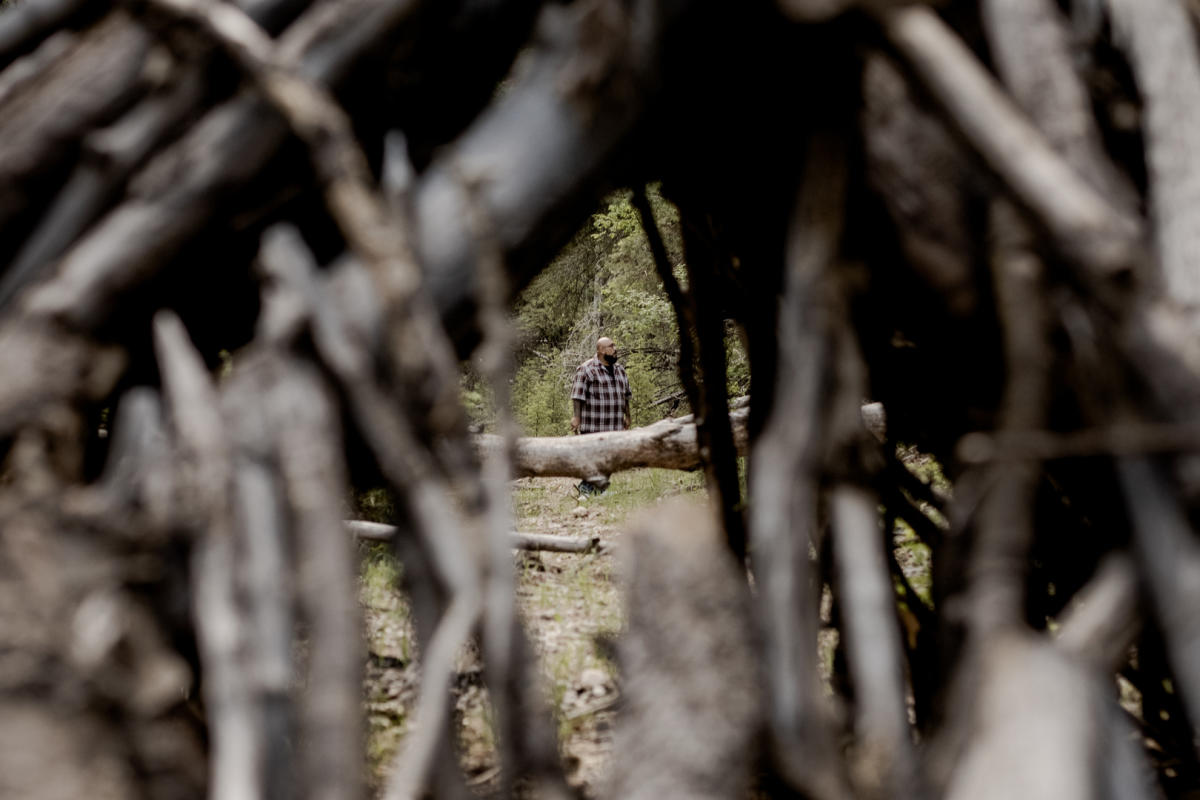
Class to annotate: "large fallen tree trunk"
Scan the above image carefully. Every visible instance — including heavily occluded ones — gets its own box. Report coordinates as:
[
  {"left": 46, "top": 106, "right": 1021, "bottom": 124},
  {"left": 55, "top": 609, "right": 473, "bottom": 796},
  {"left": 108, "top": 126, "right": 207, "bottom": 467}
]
[
  {"left": 475, "top": 401, "right": 886, "bottom": 486},
  {"left": 475, "top": 406, "right": 750, "bottom": 487}
]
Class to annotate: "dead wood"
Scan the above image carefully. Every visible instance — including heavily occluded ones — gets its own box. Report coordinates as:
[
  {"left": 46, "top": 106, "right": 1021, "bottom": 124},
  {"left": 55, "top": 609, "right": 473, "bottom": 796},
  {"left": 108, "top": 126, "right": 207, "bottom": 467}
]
[
  {"left": 6, "top": 1, "right": 1200, "bottom": 798},
  {"left": 605, "top": 501, "right": 762, "bottom": 800},
  {"left": 347, "top": 521, "right": 599, "bottom": 554},
  {"left": 747, "top": 130, "right": 852, "bottom": 800},
  {"left": 879, "top": 6, "right": 1144, "bottom": 286},
  {"left": 1107, "top": 0, "right": 1200, "bottom": 311},
  {"left": 475, "top": 406, "right": 749, "bottom": 486}
]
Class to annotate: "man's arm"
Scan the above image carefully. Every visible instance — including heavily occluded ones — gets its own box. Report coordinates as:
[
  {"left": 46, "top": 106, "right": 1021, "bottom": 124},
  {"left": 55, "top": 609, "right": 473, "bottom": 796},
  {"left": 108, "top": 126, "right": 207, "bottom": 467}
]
[
  {"left": 572, "top": 398, "right": 584, "bottom": 433},
  {"left": 623, "top": 371, "right": 632, "bottom": 430},
  {"left": 570, "top": 365, "right": 588, "bottom": 433}
]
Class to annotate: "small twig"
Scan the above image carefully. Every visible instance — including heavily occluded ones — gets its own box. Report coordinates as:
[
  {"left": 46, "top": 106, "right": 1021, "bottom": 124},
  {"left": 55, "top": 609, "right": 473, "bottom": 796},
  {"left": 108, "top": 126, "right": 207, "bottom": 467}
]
[{"left": 649, "top": 389, "right": 687, "bottom": 407}]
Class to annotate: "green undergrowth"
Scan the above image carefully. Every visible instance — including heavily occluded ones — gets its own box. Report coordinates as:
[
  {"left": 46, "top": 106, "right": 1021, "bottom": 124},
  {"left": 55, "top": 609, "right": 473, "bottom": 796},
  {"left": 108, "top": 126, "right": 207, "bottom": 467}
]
[{"left": 510, "top": 468, "right": 707, "bottom": 528}]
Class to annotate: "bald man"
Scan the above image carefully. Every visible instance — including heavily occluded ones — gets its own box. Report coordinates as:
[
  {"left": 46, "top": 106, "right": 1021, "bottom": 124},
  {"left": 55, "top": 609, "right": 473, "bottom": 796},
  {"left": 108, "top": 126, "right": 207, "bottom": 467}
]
[
  {"left": 571, "top": 337, "right": 632, "bottom": 436},
  {"left": 570, "top": 337, "right": 631, "bottom": 494}
]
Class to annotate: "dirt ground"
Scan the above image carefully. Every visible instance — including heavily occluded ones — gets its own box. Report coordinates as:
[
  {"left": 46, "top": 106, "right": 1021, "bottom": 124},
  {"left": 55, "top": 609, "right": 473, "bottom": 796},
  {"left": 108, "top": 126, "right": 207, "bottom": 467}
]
[{"left": 360, "top": 472, "right": 707, "bottom": 798}]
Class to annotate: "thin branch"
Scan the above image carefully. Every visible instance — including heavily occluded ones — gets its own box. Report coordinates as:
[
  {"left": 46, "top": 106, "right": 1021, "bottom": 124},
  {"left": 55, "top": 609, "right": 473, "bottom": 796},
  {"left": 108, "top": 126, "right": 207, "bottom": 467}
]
[
  {"left": 257, "top": 225, "right": 483, "bottom": 798},
  {"left": 981, "top": 0, "right": 1136, "bottom": 209},
  {"left": 1107, "top": 0, "right": 1200, "bottom": 310},
  {"left": 269, "top": 357, "right": 363, "bottom": 800},
  {"left": 1117, "top": 458, "right": 1200, "bottom": 755},
  {"left": 957, "top": 421, "right": 1200, "bottom": 464},
  {"left": 457, "top": 166, "right": 520, "bottom": 795},
  {"left": 831, "top": 485, "right": 920, "bottom": 799},
  {"left": 748, "top": 131, "right": 852, "bottom": 800},
  {"left": 0, "top": 0, "right": 93, "bottom": 71},
  {"left": 680, "top": 208, "right": 748, "bottom": 559},
  {"left": 878, "top": 6, "right": 1143, "bottom": 289},
  {"left": 153, "top": 311, "right": 255, "bottom": 800},
  {"left": 348, "top": 521, "right": 600, "bottom": 554},
  {"left": 1054, "top": 554, "right": 1141, "bottom": 670}
]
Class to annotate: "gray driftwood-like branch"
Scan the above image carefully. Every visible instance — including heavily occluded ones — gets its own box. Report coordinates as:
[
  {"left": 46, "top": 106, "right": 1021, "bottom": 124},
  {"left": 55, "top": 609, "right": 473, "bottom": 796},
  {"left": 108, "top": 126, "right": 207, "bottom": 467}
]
[
  {"left": 879, "top": 6, "right": 1143, "bottom": 284},
  {"left": 346, "top": 520, "right": 600, "bottom": 554}
]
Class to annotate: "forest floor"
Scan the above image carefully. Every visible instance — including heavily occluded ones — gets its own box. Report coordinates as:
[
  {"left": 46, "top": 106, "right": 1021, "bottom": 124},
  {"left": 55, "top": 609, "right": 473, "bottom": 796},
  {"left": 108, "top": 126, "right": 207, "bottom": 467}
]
[
  {"left": 356, "top": 462, "right": 941, "bottom": 798},
  {"left": 358, "top": 468, "right": 709, "bottom": 799}
]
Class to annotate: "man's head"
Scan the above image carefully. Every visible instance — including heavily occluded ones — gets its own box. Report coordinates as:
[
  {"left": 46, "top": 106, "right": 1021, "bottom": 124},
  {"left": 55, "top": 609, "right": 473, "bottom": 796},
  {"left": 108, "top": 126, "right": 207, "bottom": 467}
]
[{"left": 596, "top": 337, "right": 618, "bottom": 365}]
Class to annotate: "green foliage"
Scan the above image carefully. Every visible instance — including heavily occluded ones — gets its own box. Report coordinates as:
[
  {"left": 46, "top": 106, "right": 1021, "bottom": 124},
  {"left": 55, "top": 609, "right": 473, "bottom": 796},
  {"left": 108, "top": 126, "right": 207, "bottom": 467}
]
[
  {"left": 474, "top": 184, "right": 749, "bottom": 435},
  {"left": 505, "top": 186, "right": 689, "bottom": 432},
  {"left": 511, "top": 357, "right": 571, "bottom": 435},
  {"left": 460, "top": 366, "right": 495, "bottom": 431},
  {"left": 354, "top": 488, "right": 396, "bottom": 524}
]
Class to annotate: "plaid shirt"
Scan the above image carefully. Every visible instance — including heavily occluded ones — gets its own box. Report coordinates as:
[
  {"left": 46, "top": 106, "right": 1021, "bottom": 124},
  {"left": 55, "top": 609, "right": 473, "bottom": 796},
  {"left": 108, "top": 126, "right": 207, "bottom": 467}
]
[{"left": 571, "top": 357, "right": 631, "bottom": 433}]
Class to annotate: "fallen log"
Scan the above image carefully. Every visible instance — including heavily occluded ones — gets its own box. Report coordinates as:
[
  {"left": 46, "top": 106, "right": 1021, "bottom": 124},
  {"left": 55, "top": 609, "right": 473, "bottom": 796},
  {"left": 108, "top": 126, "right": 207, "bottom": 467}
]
[
  {"left": 345, "top": 521, "right": 599, "bottom": 554},
  {"left": 476, "top": 408, "right": 751, "bottom": 488},
  {"left": 475, "top": 402, "right": 885, "bottom": 487}
]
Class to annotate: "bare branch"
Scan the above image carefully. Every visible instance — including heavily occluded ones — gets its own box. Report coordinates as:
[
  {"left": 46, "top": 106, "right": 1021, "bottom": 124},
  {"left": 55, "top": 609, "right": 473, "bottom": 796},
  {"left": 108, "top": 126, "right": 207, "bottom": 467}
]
[
  {"left": 878, "top": 6, "right": 1143, "bottom": 286},
  {"left": 348, "top": 521, "right": 600, "bottom": 554},
  {"left": 1107, "top": 0, "right": 1200, "bottom": 310},
  {"left": 831, "top": 485, "right": 919, "bottom": 798},
  {"left": 1118, "top": 457, "right": 1200, "bottom": 754},
  {"left": 748, "top": 131, "right": 852, "bottom": 800},
  {"left": 1055, "top": 555, "right": 1141, "bottom": 670}
]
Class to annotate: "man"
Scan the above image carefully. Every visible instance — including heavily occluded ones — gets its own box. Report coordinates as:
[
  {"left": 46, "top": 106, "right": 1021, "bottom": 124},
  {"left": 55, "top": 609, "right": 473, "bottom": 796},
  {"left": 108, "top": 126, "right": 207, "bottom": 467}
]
[{"left": 570, "top": 336, "right": 631, "bottom": 494}]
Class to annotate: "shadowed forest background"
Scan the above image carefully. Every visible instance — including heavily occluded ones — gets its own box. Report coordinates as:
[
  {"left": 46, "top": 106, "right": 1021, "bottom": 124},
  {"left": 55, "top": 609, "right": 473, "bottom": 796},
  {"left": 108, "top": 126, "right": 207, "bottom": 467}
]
[{"left": 9, "top": 1, "right": 1200, "bottom": 800}]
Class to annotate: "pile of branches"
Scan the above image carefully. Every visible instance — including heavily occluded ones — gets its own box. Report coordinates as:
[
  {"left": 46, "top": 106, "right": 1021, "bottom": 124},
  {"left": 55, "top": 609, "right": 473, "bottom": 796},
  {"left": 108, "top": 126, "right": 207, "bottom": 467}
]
[{"left": 5, "top": 0, "right": 1200, "bottom": 798}]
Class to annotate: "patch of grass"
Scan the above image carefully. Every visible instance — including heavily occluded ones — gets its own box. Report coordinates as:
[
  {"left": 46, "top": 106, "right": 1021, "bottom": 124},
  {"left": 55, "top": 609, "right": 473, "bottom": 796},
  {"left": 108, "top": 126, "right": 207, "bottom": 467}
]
[
  {"left": 513, "top": 480, "right": 579, "bottom": 519},
  {"left": 583, "top": 467, "right": 706, "bottom": 522},
  {"left": 360, "top": 545, "right": 403, "bottom": 609}
]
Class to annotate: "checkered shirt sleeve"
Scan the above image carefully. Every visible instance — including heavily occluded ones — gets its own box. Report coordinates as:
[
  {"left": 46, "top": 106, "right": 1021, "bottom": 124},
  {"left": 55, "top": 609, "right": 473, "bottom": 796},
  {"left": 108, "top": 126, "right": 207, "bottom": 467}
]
[{"left": 571, "top": 358, "right": 631, "bottom": 433}]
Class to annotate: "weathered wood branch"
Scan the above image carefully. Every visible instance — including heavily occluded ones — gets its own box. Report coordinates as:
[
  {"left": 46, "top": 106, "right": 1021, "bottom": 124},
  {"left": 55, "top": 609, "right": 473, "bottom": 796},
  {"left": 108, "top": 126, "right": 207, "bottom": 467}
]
[
  {"left": 1107, "top": 0, "right": 1200, "bottom": 311},
  {"left": 747, "top": 131, "right": 852, "bottom": 800},
  {"left": 879, "top": 6, "right": 1144, "bottom": 286},
  {"left": 347, "top": 521, "right": 600, "bottom": 554}
]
